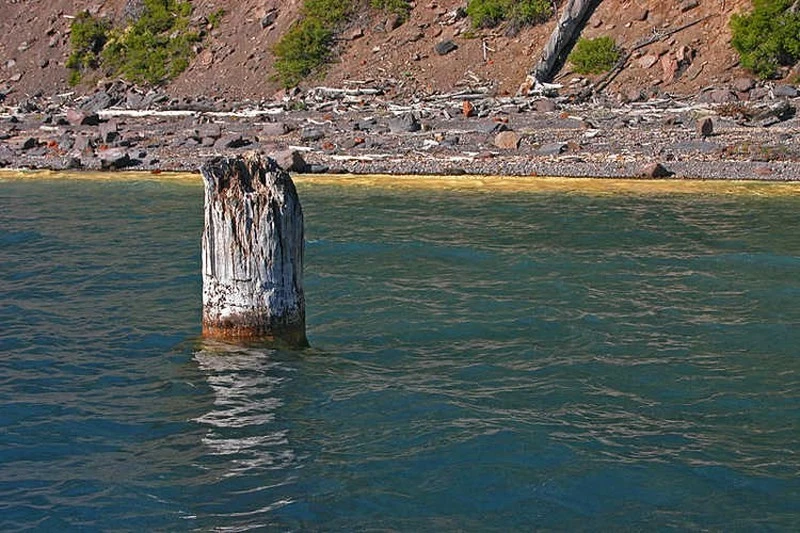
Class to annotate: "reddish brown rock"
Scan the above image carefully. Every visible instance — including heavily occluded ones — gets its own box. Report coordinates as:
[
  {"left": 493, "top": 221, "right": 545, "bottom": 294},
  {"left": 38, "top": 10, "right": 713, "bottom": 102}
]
[{"left": 494, "top": 131, "right": 521, "bottom": 150}]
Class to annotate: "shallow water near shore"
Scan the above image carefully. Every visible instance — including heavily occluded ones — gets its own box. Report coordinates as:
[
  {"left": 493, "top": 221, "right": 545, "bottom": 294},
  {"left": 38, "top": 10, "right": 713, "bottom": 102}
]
[{"left": 1, "top": 173, "right": 799, "bottom": 531}]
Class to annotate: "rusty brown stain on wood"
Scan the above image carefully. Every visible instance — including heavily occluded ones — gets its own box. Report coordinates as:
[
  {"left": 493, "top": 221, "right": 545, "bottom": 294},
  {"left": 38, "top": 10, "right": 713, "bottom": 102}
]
[{"left": 200, "top": 153, "right": 307, "bottom": 346}]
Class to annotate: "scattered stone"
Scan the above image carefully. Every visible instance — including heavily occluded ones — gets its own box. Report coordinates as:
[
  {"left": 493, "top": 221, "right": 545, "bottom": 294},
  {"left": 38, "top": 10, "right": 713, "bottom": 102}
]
[
  {"left": 79, "top": 91, "right": 117, "bottom": 113},
  {"left": 258, "top": 122, "right": 289, "bottom": 137},
  {"left": 66, "top": 109, "right": 100, "bottom": 126},
  {"left": 435, "top": 40, "right": 458, "bottom": 56},
  {"left": 300, "top": 127, "right": 324, "bottom": 142},
  {"left": 99, "top": 149, "right": 133, "bottom": 170},
  {"left": 696, "top": 117, "right": 713, "bottom": 138},
  {"left": 213, "top": 134, "right": 250, "bottom": 150},
  {"left": 633, "top": 8, "right": 649, "bottom": 21},
  {"left": 273, "top": 149, "right": 308, "bottom": 173},
  {"left": 700, "top": 89, "right": 738, "bottom": 104},
  {"left": 638, "top": 54, "right": 659, "bottom": 70},
  {"left": 99, "top": 121, "right": 120, "bottom": 144},
  {"left": 39, "top": 58, "right": 49, "bottom": 69},
  {"left": 476, "top": 121, "right": 508, "bottom": 134},
  {"left": 536, "top": 142, "right": 568, "bottom": 156},
  {"left": 534, "top": 99, "right": 557, "bottom": 112},
  {"left": 260, "top": 10, "right": 277, "bottom": 29},
  {"left": 680, "top": 0, "right": 699, "bottom": 12},
  {"left": 21, "top": 137, "right": 38, "bottom": 150},
  {"left": 73, "top": 135, "right": 94, "bottom": 152},
  {"left": 733, "top": 77, "right": 755, "bottom": 93},
  {"left": 773, "top": 84, "right": 798, "bottom": 98},
  {"left": 494, "top": 131, "right": 521, "bottom": 150},
  {"left": 639, "top": 162, "right": 673, "bottom": 178},
  {"left": 307, "top": 164, "right": 330, "bottom": 174},
  {"left": 197, "top": 123, "right": 222, "bottom": 139},
  {"left": 388, "top": 113, "right": 420, "bottom": 133},
  {"left": 347, "top": 27, "right": 364, "bottom": 40},
  {"left": 65, "top": 156, "right": 82, "bottom": 169}
]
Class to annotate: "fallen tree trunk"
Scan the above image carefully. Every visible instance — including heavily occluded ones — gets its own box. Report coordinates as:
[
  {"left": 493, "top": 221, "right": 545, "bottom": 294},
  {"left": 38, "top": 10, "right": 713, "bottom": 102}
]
[
  {"left": 530, "top": 0, "right": 604, "bottom": 84},
  {"left": 200, "top": 153, "right": 308, "bottom": 346}
]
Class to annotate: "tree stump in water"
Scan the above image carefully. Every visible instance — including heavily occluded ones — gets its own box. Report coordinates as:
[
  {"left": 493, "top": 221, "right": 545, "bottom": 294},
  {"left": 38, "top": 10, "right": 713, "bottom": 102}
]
[{"left": 200, "top": 153, "right": 307, "bottom": 346}]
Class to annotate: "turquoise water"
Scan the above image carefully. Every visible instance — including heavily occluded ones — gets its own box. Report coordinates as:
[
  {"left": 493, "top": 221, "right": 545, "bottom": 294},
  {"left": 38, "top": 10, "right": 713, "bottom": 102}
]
[{"left": 1, "top": 176, "right": 799, "bottom": 531}]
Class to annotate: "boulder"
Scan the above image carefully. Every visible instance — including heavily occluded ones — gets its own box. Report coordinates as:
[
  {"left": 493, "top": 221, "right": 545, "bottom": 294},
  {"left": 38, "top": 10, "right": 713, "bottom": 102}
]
[
  {"left": 536, "top": 142, "right": 568, "bottom": 156},
  {"left": 213, "top": 134, "right": 250, "bottom": 150},
  {"left": 66, "top": 109, "right": 100, "bottom": 126},
  {"left": 435, "top": 40, "right": 458, "bottom": 56},
  {"left": 696, "top": 117, "right": 713, "bottom": 138},
  {"left": 99, "top": 149, "right": 133, "bottom": 170},
  {"left": 773, "top": 84, "right": 798, "bottom": 98},
  {"left": 733, "top": 77, "right": 755, "bottom": 93},
  {"left": 300, "top": 127, "right": 324, "bottom": 142},
  {"left": 273, "top": 149, "right": 308, "bottom": 173},
  {"left": 494, "top": 131, "right": 521, "bottom": 150},
  {"left": 98, "top": 121, "right": 119, "bottom": 144},
  {"left": 639, "top": 162, "right": 673, "bottom": 178},
  {"left": 388, "top": 113, "right": 420, "bottom": 133}
]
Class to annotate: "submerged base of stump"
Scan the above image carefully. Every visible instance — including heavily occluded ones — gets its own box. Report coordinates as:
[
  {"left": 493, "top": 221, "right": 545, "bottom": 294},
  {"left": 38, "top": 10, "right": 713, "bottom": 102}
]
[{"left": 200, "top": 153, "right": 307, "bottom": 347}]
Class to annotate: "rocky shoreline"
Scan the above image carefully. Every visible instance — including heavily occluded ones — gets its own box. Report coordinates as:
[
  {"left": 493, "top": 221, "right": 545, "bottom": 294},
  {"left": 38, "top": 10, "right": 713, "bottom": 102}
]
[{"left": 1, "top": 82, "right": 799, "bottom": 180}]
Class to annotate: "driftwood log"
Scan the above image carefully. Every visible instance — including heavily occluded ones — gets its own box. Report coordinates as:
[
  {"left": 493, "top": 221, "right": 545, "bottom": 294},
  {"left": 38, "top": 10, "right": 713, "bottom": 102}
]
[
  {"left": 200, "top": 153, "right": 307, "bottom": 346},
  {"left": 530, "top": 0, "right": 604, "bottom": 84}
]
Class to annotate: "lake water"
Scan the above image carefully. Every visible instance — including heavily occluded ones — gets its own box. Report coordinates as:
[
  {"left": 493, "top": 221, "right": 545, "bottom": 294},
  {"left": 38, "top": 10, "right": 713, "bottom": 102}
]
[{"left": 1, "top": 173, "right": 799, "bottom": 531}]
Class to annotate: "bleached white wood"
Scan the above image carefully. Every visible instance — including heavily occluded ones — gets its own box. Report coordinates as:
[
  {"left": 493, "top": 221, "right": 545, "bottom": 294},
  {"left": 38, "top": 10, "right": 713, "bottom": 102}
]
[{"left": 200, "top": 153, "right": 307, "bottom": 346}]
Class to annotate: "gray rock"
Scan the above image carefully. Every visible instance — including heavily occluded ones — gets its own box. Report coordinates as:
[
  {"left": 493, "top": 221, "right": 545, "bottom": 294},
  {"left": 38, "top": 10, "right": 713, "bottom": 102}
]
[
  {"left": 300, "top": 127, "right": 324, "bottom": 142},
  {"left": 670, "top": 140, "right": 721, "bottom": 154},
  {"left": 99, "top": 149, "right": 133, "bottom": 170},
  {"left": 21, "top": 137, "right": 38, "bottom": 150},
  {"left": 700, "top": 89, "right": 738, "bottom": 104},
  {"left": 435, "top": 40, "right": 458, "bottom": 56},
  {"left": 98, "top": 121, "right": 119, "bottom": 144},
  {"left": 733, "top": 77, "right": 755, "bottom": 93},
  {"left": 260, "top": 10, "right": 277, "bottom": 29},
  {"left": 73, "top": 135, "right": 94, "bottom": 152},
  {"left": 197, "top": 123, "right": 222, "bottom": 139},
  {"left": 534, "top": 99, "right": 557, "bottom": 112},
  {"left": 536, "top": 142, "right": 568, "bottom": 156},
  {"left": 66, "top": 109, "right": 100, "bottom": 126},
  {"left": 388, "top": 113, "right": 420, "bottom": 133},
  {"left": 273, "top": 149, "right": 308, "bottom": 172},
  {"left": 213, "top": 134, "right": 250, "bottom": 150},
  {"left": 773, "top": 84, "right": 798, "bottom": 98},
  {"left": 79, "top": 91, "right": 117, "bottom": 113},
  {"left": 354, "top": 117, "right": 377, "bottom": 131}
]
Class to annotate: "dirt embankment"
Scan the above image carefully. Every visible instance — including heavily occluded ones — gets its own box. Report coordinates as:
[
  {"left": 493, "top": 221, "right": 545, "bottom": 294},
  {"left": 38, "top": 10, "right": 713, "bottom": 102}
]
[{"left": 0, "top": 0, "right": 781, "bottom": 104}]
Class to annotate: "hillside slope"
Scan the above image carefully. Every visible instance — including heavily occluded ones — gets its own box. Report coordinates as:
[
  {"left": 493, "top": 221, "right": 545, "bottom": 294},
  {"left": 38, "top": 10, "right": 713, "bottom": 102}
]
[{"left": 0, "top": 0, "right": 778, "bottom": 104}]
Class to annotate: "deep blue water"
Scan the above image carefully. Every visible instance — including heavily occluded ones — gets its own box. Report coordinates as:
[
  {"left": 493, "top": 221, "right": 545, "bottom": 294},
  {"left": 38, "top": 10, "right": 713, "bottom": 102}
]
[{"left": 1, "top": 176, "right": 799, "bottom": 531}]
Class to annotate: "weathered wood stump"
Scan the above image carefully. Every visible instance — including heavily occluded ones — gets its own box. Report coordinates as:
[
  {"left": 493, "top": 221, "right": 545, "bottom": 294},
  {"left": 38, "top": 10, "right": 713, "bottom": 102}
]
[{"left": 200, "top": 153, "right": 307, "bottom": 346}]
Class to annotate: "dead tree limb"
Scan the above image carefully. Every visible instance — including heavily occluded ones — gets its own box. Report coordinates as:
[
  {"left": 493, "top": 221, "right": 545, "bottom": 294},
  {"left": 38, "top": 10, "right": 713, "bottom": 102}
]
[{"left": 530, "top": 0, "right": 605, "bottom": 84}]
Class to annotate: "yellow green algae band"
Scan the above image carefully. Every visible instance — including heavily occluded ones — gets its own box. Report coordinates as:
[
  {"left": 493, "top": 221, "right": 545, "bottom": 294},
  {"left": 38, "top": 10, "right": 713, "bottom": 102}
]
[{"left": 2, "top": 170, "right": 800, "bottom": 196}]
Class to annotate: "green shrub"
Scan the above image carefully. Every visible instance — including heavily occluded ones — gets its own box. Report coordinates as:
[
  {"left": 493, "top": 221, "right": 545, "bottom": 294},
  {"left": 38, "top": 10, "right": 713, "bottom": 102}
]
[
  {"left": 371, "top": 0, "right": 412, "bottom": 17},
  {"left": 273, "top": 0, "right": 415, "bottom": 87},
  {"left": 466, "top": 0, "right": 552, "bottom": 29},
  {"left": 66, "top": 11, "right": 110, "bottom": 84},
  {"left": 730, "top": 0, "right": 800, "bottom": 79},
  {"left": 66, "top": 0, "right": 199, "bottom": 86},
  {"left": 568, "top": 36, "right": 621, "bottom": 74},
  {"left": 273, "top": 18, "right": 334, "bottom": 88},
  {"left": 303, "top": 0, "right": 354, "bottom": 25},
  {"left": 208, "top": 8, "right": 226, "bottom": 29}
]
